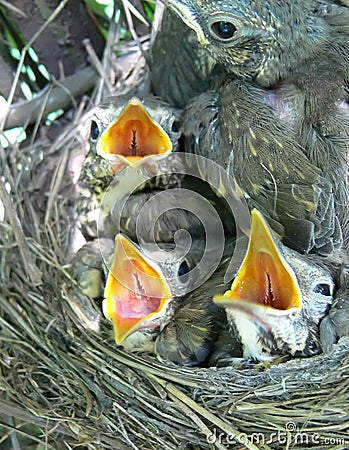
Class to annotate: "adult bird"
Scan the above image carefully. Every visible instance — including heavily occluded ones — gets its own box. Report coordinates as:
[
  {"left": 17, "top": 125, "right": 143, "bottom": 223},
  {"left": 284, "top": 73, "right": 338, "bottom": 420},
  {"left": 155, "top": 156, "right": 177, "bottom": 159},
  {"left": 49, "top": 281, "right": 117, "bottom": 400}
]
[
  {"left": 214, "top": 209, "right": 335, "bottom": 361},
  {"left": 159, "top": 0, "right": 349, "bottom": 255}
]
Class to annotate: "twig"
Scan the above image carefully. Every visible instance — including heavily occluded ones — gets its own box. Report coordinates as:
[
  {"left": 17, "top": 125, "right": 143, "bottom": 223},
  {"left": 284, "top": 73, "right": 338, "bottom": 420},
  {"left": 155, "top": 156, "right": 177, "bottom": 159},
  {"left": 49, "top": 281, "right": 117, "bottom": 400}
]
[
  {"left": 122, "top": 0, "right": 149, "bottom": 26},
  {"left": 1, "top": 0, "right": 70, "bottom": 130},
  {"left": 148, "top": 374, "right": 266, "bottom": 450},
  {"left": 82, "top": 333, "right": 207, "bottom": 389},
  {"left": 0, "top": 420, "right": 58, "bottom": 449},
  {"left": 0, "top": 399, "right": 74, "bottom": 442},
  {"left": 94, "top": 2, "right": 121, "bottom": 101},
  {"left": 2, "top": 66, "right": 99, "bottom": 130},
  {"left": 0, "top": 179, "right": 42, "bottom": 285},
  {"left": 121, "top": 0, "right": 149, "bottom": 64},
  {"left": 0, "top": 0, "right": 27, "bottom": 17},
  {"left": 165, "top": 393, "right": 229, "bottom": 450},
  {"left": 44, "top": 146, "right": 70, "bottom": 226},
  {"left": 83, "top": 38, "right": 114, "bottom": 95}
]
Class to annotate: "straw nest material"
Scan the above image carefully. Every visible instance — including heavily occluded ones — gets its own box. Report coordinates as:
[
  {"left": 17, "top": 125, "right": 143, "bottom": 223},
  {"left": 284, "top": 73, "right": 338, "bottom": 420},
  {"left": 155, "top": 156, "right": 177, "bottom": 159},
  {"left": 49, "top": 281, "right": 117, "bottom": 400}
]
[{"left": 1, "top": 5, "right": 349, "bottom": 450}]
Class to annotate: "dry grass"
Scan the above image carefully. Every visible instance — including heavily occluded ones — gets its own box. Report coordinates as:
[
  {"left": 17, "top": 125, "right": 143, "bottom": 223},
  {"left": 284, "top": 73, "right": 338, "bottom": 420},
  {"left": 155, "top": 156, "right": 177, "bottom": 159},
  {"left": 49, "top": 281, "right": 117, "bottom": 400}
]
[{"left": 0, "top": 2, "right": 348, "bottom": 449}]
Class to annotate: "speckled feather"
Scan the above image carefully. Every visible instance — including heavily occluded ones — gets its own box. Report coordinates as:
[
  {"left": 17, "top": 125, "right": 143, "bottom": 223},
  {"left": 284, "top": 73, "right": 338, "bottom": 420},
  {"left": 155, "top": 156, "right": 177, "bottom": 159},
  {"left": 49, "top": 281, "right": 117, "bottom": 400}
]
[
  {"left": 150, "top": 5, "right": 222, "bottom": 107},
  {"left": 181, "top": 82, "right": 343, "bottom": 256},
  {"left": 161, "top": 0, "right": 349, "bottom": 256}
]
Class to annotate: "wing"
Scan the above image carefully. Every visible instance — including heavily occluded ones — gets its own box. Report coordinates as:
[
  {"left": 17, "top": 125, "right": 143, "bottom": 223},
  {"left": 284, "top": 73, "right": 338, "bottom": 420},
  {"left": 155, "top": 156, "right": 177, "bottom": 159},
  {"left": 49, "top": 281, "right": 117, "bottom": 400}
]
[{"left": 182, "top": 80, "right": 343, "bottom": 257}]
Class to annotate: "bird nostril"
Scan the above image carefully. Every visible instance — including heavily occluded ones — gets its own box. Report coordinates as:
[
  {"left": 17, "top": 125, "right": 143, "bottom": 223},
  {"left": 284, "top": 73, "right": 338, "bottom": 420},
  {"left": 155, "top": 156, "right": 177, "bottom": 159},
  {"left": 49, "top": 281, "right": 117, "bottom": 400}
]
[{"left": 211, "top": 21, "right": 236, "bottom": 40}]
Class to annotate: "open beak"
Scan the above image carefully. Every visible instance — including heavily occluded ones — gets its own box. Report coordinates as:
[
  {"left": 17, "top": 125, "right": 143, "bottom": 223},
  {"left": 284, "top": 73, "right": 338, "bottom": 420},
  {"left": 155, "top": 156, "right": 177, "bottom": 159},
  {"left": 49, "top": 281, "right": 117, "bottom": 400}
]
[
  {"left": 103, "top": 234, "right": 172, "bottom": 344},
  {"left": 97, "top": 97, "right": 172, "bottom": 171},
  {"left": 214, "top": 209, "right": 302, "bottom": 318}
]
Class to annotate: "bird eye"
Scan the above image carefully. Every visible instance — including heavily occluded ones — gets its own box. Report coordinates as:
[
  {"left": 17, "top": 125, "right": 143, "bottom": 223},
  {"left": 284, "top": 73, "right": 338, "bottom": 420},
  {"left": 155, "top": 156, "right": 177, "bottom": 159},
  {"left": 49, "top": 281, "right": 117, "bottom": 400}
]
[
  {"left": 313, "top": 283, "right": 332, "bottom": 296},
  {"left": 210, "top": 21, "right": 236, "bottom": 40},
  {"left": 178, "top": 260, "right": 190, "bottom": 280},
  {"left": 171, "top": 120, "right": 180, "bottom": 133},
  {"left": 90, "top": 120, "right": 99, "bottom": 140}
]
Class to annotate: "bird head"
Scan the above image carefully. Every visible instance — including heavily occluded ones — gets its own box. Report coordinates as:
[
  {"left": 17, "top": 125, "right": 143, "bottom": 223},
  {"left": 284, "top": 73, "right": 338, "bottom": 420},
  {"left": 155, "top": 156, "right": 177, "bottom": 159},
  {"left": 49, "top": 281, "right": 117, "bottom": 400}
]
[
  {"left": 102, "top": 233, "right": 196, "bottom": 348},
  {"left": 89, "top": 95, "right": 180, "bottom": 173},
  {"left": 214, "top": 209, "right": 334, "bottom": 360},
  {"left": 162, "top": 0, "right": 325, "bottom": 85}
]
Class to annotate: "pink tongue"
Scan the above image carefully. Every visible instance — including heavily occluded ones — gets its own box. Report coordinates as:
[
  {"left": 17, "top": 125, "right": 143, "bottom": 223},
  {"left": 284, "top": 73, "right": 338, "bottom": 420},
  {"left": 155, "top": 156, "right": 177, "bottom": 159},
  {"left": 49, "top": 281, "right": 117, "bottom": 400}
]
[
  {"left": 115, "top": 291, "right": 161, "bottom": 319},
  {"left": 114, "top": 271, "right": 162, "bottom": 319}
]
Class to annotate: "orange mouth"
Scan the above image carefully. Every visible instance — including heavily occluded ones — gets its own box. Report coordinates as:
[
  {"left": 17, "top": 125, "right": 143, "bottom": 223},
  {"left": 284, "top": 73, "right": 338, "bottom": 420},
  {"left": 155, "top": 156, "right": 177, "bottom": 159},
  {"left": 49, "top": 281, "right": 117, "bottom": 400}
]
[
  {"left": 214, "top": 209, "right": 302, "bottom": 313},
  {"left": 97, "top": 97, "right": 172, "bottom": 167},
  {"left": 103, "top": 234, "right": 172, "bottom": 344}
]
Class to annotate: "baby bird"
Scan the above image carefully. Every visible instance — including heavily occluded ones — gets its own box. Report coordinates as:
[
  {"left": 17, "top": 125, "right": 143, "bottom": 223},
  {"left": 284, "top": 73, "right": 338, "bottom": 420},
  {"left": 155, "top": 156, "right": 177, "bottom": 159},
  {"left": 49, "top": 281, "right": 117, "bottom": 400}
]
[
  {"left": 102, "top": 232, "right": 221, "bottom": 358},
  {"left": 78, "top": 94, "right": 182, "bottom": 240},
  {"left": 160, "top": 0, "right": 349, "bottom": 253},
  {"left": 87, "top": 95, "right": 179, "bottom": 173},
  {"left": 150, "top": 2, "right": 222, "bottom": 107},
  {"left": 181, "top": 86, "right": 343, "bottom": 257},
  {"left": 214, "top": 209, "right": 335, "bottom": 361}
]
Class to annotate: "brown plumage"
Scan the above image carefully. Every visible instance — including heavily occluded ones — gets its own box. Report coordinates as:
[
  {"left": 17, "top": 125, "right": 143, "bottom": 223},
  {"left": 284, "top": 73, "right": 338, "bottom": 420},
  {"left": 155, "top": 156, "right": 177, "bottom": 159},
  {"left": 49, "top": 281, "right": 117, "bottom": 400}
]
[{"left": 158, "top": 0, "right": 349, "bottom": 257}]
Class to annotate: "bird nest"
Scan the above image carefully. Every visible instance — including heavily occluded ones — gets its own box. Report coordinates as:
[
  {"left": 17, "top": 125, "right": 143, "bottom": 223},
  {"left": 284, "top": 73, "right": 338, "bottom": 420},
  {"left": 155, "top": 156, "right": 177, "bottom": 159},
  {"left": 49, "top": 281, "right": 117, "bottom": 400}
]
[{"left": 1, "top": 9, "right": 349, "bottom": 450}]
